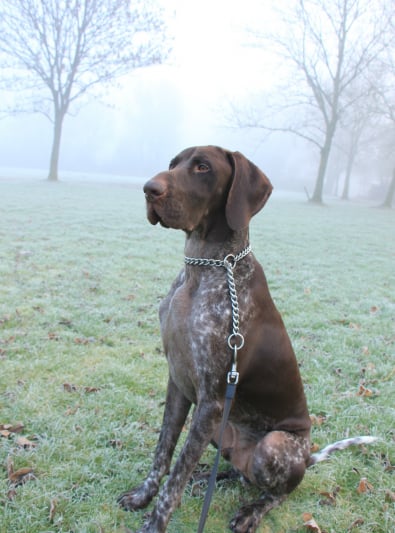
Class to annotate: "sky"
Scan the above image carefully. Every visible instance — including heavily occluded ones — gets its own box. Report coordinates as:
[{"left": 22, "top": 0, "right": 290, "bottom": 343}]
[{"left": 0, "top": 0, "right": 327, "bottom": 191}]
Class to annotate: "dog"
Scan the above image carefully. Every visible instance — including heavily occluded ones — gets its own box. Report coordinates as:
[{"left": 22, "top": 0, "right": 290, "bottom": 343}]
[{"left": 118, "top": 146, "right": 376, "bottom": 532}]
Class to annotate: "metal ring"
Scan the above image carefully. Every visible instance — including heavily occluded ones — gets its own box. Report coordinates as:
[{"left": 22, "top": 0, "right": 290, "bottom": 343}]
[
  {"left": 224, "top": 254, "right": 236, "bottom": 269},
  {"left": 227, "top": 332, "right": 244, "bottom": 350}
]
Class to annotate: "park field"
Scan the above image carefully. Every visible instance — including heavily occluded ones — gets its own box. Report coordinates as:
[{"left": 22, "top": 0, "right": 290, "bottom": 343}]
[{"left": 0, "top": 179, "right": 394, "bottom": 532}]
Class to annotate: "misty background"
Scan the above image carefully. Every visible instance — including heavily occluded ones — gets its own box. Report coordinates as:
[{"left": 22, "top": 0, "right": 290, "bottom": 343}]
[{"left": 0, "top": 0, "right": 393, "bottom": 201}]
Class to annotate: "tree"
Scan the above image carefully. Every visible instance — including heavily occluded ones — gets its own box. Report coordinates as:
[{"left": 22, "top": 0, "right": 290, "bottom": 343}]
[
  {"left": 0, "top": 0, "right": 170, "bottom": 181},
  {"left": 232, "top": 0, "right": 391, "bottom": 203},
  {"left": 370, "top": 23, "right": 395, "bottom": 208}
]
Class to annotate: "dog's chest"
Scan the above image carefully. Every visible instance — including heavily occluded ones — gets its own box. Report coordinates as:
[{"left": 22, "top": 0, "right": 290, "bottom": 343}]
[{"left": 159, "top": 269, "right": 240, "bottom": 400}]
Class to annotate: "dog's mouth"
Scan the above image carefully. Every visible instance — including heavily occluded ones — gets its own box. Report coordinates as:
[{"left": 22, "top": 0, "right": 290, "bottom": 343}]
[{"left": 146, "top": 202, "right": 169, "bottom": 228}]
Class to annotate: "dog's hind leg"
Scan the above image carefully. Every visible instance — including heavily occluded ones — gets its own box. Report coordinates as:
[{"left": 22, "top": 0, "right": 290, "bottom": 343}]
[{"left": 228, "top": 430, "right": 310, "bottom": 533}]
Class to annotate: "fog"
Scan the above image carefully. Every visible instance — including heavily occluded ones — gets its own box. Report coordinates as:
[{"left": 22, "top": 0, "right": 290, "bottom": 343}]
[
  {"left": 0, "top": 0, "right": 391, "bottom": 199},
  {"left": 0, "top": 62, "right": 320, "bottom": 192}
]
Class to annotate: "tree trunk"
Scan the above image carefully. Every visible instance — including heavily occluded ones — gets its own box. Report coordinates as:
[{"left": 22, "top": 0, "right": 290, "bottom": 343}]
[
  {"left": 341, "top": 146, "right": 356, "bottom": 200},
  {"left": 310, "top": 118, "right": 338, "bottom": 204},
  {"left": 48, "top": 111, "right": 64, "bottom": 181},
  {"left": 311, "top": 142, "right": 330, "bottom": 204},
  {"left": 381, "top": 168, "right": 395, "bottom": 208}
]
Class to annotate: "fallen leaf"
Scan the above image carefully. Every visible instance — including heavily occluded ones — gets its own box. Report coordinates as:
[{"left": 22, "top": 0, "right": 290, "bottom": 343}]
[
  {"left": 84, "top": 386, "right": 100, "bottom": 393},
  {"left": 349, "top": 322, "right": 361, "bottom": 330},
  {"left": 63, "top": 382, "right": 78, "bottom": 392},
  {"left": 65, "top": 404, "right": 80, "bottom": 415},
  {"left": 0, "top": 422, "right": 24, "bottom": 433},
  {"left": 49, "top": 498, "right": 58, "bottom": 523},
  {"left": 356, "top": 477, "right": 374, "bottom": 494},
  {"left": 319, "top": 486, "right": 340, "bottom": 506},
  {"left": 310, "top": 442, "right": 320, "bottom": 453},
  {"left": 370, "top": 306, "right": 379, "bottom": 314},
  {"left": 9, "top": 467, "right": 36, "bottom": 485},
  {"left": 7, "top": 488, "right": 18, "bottom": 500},
  {"left": 302, "top": 512, "right": 322, "bottom": 532},
  {"left": 347, "top": 518, "right": 364, "bottom": 530},
  {"left": 357, "top": 384, "right": 374, "bottom": 397},
  {"left": 16, "top": 436, "right": 37, "bottom": 449},
  {"left": 74, "top": 337, "right": 89, "bottom": 344},
  {"left": 310, "top": 414, "right": 327, "bottom": 426},
  {"left": 385, "top": 489, "right": 395, "bottom": 502}
]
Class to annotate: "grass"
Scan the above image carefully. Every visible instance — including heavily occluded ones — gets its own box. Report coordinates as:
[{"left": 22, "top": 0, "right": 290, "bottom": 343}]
[{"left": 0, "top": 179, "right": 394, "bottom": 533}]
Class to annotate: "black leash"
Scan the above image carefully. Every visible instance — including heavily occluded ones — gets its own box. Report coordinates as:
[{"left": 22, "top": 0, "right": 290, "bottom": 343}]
[{"left": 197, "top": 377, "right": 238, "bottom": 533}]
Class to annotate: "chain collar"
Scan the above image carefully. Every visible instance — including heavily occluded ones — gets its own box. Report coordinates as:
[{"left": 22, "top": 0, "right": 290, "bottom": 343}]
[{"left": 184, "top": 244, "right": 251, "bottom": 384}]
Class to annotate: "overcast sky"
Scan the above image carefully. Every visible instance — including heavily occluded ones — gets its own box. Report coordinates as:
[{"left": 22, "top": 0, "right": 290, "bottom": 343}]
[{"left": 0, "top": 0, "right": 316, "bottom": 189}]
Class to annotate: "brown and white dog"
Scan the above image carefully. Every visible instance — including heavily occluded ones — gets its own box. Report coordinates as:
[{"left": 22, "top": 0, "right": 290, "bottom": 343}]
[{"left": 118, "top": 146, "right": 376, "bottom": 532}]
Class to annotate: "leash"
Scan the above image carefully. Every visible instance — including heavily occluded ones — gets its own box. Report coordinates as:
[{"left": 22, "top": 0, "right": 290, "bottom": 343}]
[{"left": 184, "top": 245, "right": 251, "bottom": 533}]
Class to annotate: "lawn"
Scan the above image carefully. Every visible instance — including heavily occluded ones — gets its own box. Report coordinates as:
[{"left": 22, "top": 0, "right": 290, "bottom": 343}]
[{"left": 0, "top": 178, "right": 394, "bottom": 533}]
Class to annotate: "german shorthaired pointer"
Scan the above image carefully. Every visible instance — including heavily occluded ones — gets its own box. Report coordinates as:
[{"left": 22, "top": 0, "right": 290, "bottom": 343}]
[{"left": 118, "top": 146, "right": 376, "bottom": 532}]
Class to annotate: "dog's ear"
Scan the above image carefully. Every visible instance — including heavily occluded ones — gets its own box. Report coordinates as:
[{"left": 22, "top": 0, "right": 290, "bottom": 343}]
[{"left": 226, "top": 151, "right": 273, "bottom": 231}]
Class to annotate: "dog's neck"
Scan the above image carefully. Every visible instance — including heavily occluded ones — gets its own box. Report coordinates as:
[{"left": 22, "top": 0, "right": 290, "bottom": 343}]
[{"left": 184, "top": 226, "right": 250, "bottom": 261}]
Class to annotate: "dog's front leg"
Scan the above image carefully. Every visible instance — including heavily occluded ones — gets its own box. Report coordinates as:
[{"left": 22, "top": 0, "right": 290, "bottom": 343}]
[
  {"left": 118, "top": 376, "right": 191, "bottom": 511},
  {"left": 137, "top": 398, "right": 223, "bottom": 533}
]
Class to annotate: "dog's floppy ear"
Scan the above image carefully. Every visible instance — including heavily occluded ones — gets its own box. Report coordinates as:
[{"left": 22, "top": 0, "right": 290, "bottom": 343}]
[{"left": 226, "top": 151, "right": 273, "bottom": 231}]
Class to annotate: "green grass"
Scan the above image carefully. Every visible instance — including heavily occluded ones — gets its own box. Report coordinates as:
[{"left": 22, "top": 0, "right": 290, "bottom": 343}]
[{"left": 0, "top": 179, "right": 394, "bottom": 533}]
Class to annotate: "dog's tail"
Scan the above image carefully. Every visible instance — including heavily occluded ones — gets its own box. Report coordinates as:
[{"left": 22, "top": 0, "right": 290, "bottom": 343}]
[{"left": 308, "top": 436, "right": 378, "bottom": 467}]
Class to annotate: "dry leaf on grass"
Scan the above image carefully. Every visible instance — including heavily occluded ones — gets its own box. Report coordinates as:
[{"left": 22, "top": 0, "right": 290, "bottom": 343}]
[
  {"left": 1, "top": 422, "right": 25, "bottom": 438},
  {"left": 84, "top": 386, "right": 101, "bottom": 393},
  {"left": 16, "top": 436, "right": 37, "bottom": 449},
  {"left": 49, "top": 498, "right": 58, "bottom": 523},
  {"left": 302, "top": 512, "right": 322, "bottom": 532},
  {"left": 385, "top": 489, "right": 395, "bottom": 502},
  {"left": 356, "top": 477, "right": 374, "bottom": 494},
  {"left": 319, "top": 486, "right": 340, "bottom": 506},
  {"left": 357, "top": 384, "right": 377, "bottom": 397},
  {"left": 0, "top": 422, "right": 24, "bottom": 432},
  {"left": 65, "top": 404, "right": 80, "bottom": 415},
  {"left": 310, "top": 414, "right": 327, "bottom": 426},
  {"left": 310, "top": 442, "right": 320, "bottom": 453},
  {"left": 63, "top": 383, "right": 100, "bottom": 393},
  {"left": 9, "top": 467, "right": 36, "bottom": 485},
  {"left": 347, "top": 518, "right": 364, "bottom": 530},
  {"left": 7, "top": 455, "right": 36, "bottom": 490}
]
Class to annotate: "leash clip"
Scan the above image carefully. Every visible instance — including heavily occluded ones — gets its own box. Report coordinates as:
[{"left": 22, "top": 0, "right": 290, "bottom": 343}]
[{"left": 227, "top": 369, "right": 239, "bottom": 385}]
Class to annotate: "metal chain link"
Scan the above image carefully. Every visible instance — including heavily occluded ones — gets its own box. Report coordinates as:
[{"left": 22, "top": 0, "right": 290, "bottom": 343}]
[{"left": 184, "top": 245, "right": 251, "bottom": 383}]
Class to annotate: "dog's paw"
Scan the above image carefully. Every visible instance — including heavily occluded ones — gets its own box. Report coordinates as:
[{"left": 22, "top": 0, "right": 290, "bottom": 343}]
[
  {"left": 229, "top": 504, "right": 261, "bottom": 533},
  {"left": 229, "top": 495, "right": 285, "bottom": 533},
  {"left": 117, "top": 481, "right": 158, "bottom": 511}
]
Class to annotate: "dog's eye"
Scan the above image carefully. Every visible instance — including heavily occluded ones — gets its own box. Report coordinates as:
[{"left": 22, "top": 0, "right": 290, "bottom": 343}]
[{"left": 196, "top": 163, "right": 210, "bottom": 173}]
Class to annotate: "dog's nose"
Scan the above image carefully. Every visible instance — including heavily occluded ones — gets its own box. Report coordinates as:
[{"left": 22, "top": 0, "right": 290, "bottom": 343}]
[{"left": 144, "top": 179, "right": 166, "bottom": 201}]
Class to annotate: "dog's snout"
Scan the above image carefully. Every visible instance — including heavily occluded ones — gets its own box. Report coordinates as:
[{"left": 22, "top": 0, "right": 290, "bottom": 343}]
[{"left": 144, "top": 179, "right": 166, "bottom": 201}]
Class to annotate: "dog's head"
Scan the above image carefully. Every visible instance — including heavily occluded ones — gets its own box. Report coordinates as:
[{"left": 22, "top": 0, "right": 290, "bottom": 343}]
[{"left": 143, "top": 146, "right": 272, "bottom": 233}]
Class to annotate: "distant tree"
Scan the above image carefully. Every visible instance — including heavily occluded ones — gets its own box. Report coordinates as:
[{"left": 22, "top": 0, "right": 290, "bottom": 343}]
[
  {"left": 0, "top": 0, "right": 170, "bottom": 181},
  {"left": 370, "top": 26, "right": 395, "bottom": 208},
  {"left": 232, "top": 0, "right": 391, "bottom": 203}
]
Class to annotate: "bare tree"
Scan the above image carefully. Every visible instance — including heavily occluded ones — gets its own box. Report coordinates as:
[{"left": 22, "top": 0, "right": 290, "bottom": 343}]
[
  {"left": 232, "top": 0, "right": 391, "bottom": 203},
  {"left": 0, "top": 0, "right": 170, "bottom": 181},
  {"left": 371, "top": 26, "right": 395, "bottom": 208}
]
